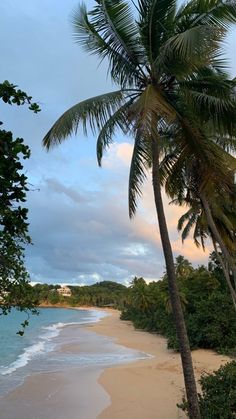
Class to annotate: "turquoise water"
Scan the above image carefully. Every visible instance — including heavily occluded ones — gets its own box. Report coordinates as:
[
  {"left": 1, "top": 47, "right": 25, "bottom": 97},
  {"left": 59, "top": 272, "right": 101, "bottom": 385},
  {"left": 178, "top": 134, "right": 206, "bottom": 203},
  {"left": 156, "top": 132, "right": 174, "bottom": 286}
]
[
  {"left": 0, "top": 308, "right": 101, "bottom": 374},
  {"left": 0, "top": 308, "right": 149, "bottom": 397},
  {"left": 0, "top": 308, "right": 107, "bottom": 395}
]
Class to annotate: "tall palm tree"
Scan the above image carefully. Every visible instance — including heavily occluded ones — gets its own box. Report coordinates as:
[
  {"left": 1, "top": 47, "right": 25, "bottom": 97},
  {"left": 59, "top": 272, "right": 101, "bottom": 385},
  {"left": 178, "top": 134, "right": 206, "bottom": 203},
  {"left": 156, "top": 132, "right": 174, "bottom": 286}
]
[
  {"left": 161, "top": 150, "right": 236, "bottom": 307},
  {"left": 180, "top": 190, "right": 236, "bottom": 307},
  {"left": 43, "top": 1, "right": 236, "bottom": 416}
]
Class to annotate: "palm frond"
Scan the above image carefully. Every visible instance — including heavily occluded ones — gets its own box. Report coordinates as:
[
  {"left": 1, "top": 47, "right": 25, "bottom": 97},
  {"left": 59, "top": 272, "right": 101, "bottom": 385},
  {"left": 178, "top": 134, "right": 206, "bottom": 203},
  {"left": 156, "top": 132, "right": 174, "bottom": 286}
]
[
  {"left": 91, "top": 0, "right": 144, "bottom": 84},
  {"left": 43, "top": 91, "right": 124, "bottom": 149},
  {"left": 176, "top": 0, "right": 236, "bottom": 31},
  {"left": 179, "top": 73, "right": 236, "bottom": 134},
  {"left": 96, "top": 99, "right": 134, "bottom": 166},
  {"left": 129, "top": 131, "right": 151, "bottom": 218},
  {"left": 193, "top": 217, "right": 208, "bottom": 249},
  {"left": 138, "top": 0, "right": 176, "bottom": 67},
  {"left": 177, "top": 208, "right": 196, "bottom": 231},
  {"left": 159, "top": 149, "right": 181, "bottom": 186},
  {"left": 181, "top": 213, "right": 198, "bottom": 242},
  {"left": 72, "top": 3, "right": 142, "bottom": 86},
  {"left": 161, "top": 148, "right": 188, "bottom": 199},
  {"left": 214, "top": 134, "right": 236, "bottom": 153},
  {"left": 158, "top": 24, "right": 225, "bottom": 76}
]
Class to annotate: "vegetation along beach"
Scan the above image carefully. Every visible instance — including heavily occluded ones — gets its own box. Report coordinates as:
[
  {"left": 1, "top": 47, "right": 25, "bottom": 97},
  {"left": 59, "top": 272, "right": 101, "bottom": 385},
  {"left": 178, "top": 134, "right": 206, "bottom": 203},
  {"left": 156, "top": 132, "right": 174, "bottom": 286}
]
[{"left": 0, "top": 0, "right": 236, "bottom": 418}]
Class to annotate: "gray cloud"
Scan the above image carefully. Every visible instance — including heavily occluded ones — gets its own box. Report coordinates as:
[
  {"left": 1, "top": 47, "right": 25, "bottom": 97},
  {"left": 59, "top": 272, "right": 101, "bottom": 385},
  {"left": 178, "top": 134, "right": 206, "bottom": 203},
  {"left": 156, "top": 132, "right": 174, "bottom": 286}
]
[
  {"left": 25, "top": 176, "right": 165, "bottom": 284},
  {"left": 1, "top": 1, "right": 235, "bottom": 285}
]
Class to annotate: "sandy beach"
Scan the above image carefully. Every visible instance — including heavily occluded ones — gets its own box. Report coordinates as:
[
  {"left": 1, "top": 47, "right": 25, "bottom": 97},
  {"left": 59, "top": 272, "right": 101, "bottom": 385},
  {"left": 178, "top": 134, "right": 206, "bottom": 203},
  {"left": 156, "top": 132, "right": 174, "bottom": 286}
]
[
  {"left": 89, "top": 309, "right": 231, "bottom": 419},
  {"left": 0, "top": 307, "right": 231, "bottom": 419}
]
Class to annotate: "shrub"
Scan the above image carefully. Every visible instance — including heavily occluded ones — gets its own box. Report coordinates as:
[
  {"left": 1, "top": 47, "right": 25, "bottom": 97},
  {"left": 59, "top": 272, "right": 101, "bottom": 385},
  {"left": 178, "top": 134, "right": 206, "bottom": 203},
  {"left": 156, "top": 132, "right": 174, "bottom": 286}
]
[
  {"left": 198, "top": 361, "right": 236, "bottom": 418},
  {"left": 179, "top": 362, "right": 236, "bottom": 418}
]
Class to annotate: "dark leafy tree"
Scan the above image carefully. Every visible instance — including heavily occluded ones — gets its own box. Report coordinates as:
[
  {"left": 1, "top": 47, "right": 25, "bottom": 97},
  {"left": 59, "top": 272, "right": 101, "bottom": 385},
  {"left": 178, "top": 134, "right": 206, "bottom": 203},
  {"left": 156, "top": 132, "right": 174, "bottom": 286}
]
[
  {"left": 122, "top": 257, "right": 236, "bottom": 355},
  {"left": 0, "top": 81, "right": 40, "bottom": 330},
  {"left": 180, "top": 361, "right": 236, "bottom": 418}
]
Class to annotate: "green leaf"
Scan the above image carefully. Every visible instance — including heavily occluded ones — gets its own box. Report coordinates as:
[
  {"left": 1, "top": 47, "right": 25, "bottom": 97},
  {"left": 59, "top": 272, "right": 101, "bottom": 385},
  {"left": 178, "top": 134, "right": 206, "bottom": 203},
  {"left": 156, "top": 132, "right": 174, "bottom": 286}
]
[
  {"left": 96, "top": 99, "right": 133, "bottom": 166},
  {"left": 138, "top": 0, "right": 176, "bottom": 67},
  {"left": 129, "top": 131, "right": 151, "bottom": 218},
  {"left": 43, "top": 90, "right": 124, "bottom": 149},
  {"left": 72, "top": 2, "right": 143, "bottom": 86}
]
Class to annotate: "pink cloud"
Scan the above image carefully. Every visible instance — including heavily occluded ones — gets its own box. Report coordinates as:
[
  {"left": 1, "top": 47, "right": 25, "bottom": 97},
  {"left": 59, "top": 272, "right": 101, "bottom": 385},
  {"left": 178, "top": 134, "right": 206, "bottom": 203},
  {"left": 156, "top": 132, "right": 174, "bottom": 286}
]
[{"left": 103, "top": 142, "right": 133, "bottom": 168}]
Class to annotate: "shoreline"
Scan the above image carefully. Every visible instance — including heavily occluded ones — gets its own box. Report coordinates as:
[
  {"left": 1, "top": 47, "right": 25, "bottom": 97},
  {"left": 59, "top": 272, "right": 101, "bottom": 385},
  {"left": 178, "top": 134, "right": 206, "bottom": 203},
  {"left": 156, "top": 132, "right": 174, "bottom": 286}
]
[
  {"left": 88, "top": 309, "right": 231, "bottom": 419},
  {"left": 0, "top": 307, "right": 147, "bottom": 419},
  {"left": 36, "top": 305, "right": 233, "bottom": 417},
  {"left": 0, "top": 307, "right": 111, "bottom": 419},
  {"left": 0, "top": 306, "right": 232, "bottom": 419}
]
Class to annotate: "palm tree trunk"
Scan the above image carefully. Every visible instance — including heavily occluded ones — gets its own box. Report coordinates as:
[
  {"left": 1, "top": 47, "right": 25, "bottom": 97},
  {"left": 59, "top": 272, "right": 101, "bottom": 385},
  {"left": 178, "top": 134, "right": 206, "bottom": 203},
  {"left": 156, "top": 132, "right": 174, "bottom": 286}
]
[
  {"left": 212, "top": 240, "right": 236, "bottom": 310},
  {"left": 152, "top": 139, "right": 201, "bottom": 419},
  {"left": 200, "top": 192, "right": 236, "bottom": 290}
]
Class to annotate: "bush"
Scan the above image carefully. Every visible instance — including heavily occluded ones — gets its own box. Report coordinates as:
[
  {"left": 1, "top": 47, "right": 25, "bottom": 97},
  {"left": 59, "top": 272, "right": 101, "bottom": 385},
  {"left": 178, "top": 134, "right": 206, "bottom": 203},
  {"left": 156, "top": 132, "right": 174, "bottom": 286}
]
[
  {"left": 179, "top": 362, "right": 236, "bottom": 418},
  {"left": 198, "top": 361, "right": 236, "bottom": 418}
]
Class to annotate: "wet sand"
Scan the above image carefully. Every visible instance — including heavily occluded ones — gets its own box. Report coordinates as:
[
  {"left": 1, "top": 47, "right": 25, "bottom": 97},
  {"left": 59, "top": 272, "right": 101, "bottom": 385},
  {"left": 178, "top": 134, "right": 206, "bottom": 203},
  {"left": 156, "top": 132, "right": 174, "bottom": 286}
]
[
  {"left": 0, "top": 318, "right": 111, "bottom": 419},
  {"left": 89, "top": 309, "right": 231, "bottom": 419},
  {"left": 0, "top": 368, "right": 109, "bottom": 419},
  {"left": 0, "top": 308, "right": 231, "bottom": 419}
]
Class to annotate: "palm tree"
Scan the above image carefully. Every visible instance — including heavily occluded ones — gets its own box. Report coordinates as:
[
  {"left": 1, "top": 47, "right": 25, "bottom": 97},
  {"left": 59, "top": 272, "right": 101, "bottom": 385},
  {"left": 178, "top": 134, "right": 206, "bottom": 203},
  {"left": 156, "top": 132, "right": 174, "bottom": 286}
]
[
  {"left": 43, "top": 1, "right": 236, "bottom": 416},
  {"left": 175, "top": 255, "right": 194, "bottom": 279},
  {"left": 179, "top": 193, "right": 236, "bottom": 308},
  {"left": 130, "top": 276, "right": 152, "bottom": 312},
  {"left": 161, "top": 151, "right": 236, "bottom": 307},
  {"left": 161, "top": 279, "right": 188, "bottom": 313}
]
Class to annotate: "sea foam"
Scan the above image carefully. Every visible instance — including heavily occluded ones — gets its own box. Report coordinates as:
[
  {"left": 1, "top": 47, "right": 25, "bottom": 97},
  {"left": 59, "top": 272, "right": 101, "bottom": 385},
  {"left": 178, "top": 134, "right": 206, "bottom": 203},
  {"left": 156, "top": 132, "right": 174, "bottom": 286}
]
[
  {"left": 1, "top": 341, "right": 45, "bottom": 375},
  {"left": 0, "top": 309, "right": 108, "bottom": 376}
]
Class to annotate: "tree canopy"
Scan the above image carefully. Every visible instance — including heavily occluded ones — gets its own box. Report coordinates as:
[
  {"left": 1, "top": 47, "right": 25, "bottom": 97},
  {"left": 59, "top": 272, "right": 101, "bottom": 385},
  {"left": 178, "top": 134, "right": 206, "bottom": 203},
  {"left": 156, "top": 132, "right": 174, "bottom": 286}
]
[{"left": 0, "top": 81, "right": 40, "bottom": 326}]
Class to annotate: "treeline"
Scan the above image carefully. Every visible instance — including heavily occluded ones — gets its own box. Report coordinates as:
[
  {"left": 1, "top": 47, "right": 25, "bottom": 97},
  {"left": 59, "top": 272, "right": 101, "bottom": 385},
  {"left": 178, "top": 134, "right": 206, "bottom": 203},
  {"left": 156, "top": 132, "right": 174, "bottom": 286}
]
[
  {"left": 32, "top": 253, "right": 236, "bottom": 354},
  {"left": 121, "top": 254, "right": 236, "bottom": 355},
  {"left": 33, "top": 280, "right": 128, "bottom": 308}
]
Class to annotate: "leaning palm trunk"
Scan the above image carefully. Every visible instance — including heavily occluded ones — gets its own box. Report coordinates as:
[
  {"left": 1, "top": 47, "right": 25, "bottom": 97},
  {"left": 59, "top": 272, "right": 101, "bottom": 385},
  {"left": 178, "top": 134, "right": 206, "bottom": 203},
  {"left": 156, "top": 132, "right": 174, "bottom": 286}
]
[
  {"left": 152, "top": 139, "right": 200, "bottom": 419},
  {"left": 212, "top": 240, "right": 236, "bottom": 310},
  {"left": 200, "top": 192, "right": 236, "bottom": 290}
]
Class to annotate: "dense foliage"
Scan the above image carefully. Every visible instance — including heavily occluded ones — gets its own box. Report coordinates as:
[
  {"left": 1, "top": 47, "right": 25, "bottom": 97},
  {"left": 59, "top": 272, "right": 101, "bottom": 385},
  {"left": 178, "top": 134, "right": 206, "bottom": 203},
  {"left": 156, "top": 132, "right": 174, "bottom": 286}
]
[
  {"left": 34, "top": 254, "right": 236, "bottom": 354},
  {"left": 121, "top": 255, "right": 236, "bottom": 355},
  {"left": 34, "top": 280, "right": 128, "bottom": 309},
  {"left": 198, "top": 361, "right": 236, "bottom": 419},
  {"left": 0, "top": 81, "right": 40, "bottom": 322},
  {"left": 180, "top": 361, "right": 236, "bottom": 418}
]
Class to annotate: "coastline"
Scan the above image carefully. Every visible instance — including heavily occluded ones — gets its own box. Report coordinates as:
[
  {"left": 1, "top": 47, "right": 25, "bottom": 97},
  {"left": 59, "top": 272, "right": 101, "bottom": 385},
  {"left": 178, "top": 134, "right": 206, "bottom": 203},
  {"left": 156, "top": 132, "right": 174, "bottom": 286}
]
[
  {"left": 0, "top": 307, "right": 147, "bottom": 419},
  {"left": 0, "top": 306, "right": 231, "bottom": 419},
  {"left": 88, "top": 309, "right": 231, "bottom": 419},
  {"left": 0, "top": 307, "right": 111, "bottom": 419}
]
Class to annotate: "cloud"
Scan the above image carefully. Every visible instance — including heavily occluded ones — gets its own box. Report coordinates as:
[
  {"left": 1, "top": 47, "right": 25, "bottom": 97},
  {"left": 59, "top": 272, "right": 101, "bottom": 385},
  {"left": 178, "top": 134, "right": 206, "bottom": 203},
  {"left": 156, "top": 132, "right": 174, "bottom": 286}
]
[
  {"left": 25, "top": 170, "right": 211, "bottom": 285},
  {"left": 103, "top": 142, "right": 133, "bottom": 169},
  {"left": 1, "top": 0, "right": 230, "bottom": 286}
]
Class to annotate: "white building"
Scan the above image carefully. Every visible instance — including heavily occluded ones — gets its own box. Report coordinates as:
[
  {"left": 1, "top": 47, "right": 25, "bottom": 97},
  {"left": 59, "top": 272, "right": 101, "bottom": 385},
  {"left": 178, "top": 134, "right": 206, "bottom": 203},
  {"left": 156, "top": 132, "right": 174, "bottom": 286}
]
[{"left": 57, "top": 285, "right": 72, "bottom": 297}]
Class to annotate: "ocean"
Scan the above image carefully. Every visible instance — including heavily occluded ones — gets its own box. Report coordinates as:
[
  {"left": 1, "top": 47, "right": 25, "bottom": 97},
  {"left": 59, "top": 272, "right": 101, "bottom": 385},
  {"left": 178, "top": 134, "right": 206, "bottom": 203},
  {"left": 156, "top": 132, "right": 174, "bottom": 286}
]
[{"left": 0, "top": 307, "right": 149, "bottom": 398}]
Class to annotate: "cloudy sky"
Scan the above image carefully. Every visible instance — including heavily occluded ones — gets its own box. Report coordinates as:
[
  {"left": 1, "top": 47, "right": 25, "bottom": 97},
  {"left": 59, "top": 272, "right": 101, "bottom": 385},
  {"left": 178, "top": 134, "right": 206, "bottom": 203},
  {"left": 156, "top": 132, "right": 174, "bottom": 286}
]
[{"left": 1, "top": 1, "right": 236, "bottom": 286}]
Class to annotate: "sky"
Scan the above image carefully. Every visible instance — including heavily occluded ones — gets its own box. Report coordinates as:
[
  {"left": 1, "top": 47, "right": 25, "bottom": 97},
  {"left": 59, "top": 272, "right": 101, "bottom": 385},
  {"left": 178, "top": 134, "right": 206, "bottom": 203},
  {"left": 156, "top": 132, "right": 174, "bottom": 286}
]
[{"left": 0, "top": 1, "right": 236, "bottom": 286}]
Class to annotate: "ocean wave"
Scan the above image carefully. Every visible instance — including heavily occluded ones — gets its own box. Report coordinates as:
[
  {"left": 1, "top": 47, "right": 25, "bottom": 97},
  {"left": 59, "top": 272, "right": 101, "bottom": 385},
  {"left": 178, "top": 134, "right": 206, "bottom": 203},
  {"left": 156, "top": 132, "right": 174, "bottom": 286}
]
[
  {"left": 63, "top": 351, "right": 152, "bottom": 366},
  {"left": 1, "top": 341, "right": 45, "bottom": 375},
  {"left": 0, "top": 323, "right": 73, "bottom": 376},
  {"left": 0, "top": 310, "right": 108, "bottom": 376}
]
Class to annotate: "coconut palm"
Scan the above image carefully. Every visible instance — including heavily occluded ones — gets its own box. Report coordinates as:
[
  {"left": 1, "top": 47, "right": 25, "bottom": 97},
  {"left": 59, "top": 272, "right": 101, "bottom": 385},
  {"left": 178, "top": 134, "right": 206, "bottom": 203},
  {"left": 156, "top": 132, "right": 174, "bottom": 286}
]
[
  {"left": 175, "top": 255, "right": 194, "bottom": 279},
  {"left": 180, "top": 191, "right": 236, "bottom": 306},
  {"left": 130, "top": 276, "right": 152, "bottom": 312},
  {"left": 161, "top": 150, "right": 236, "bottom": 307},
  {"left": 43, "top": 1, "right": 236, "bottom": 416}
]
